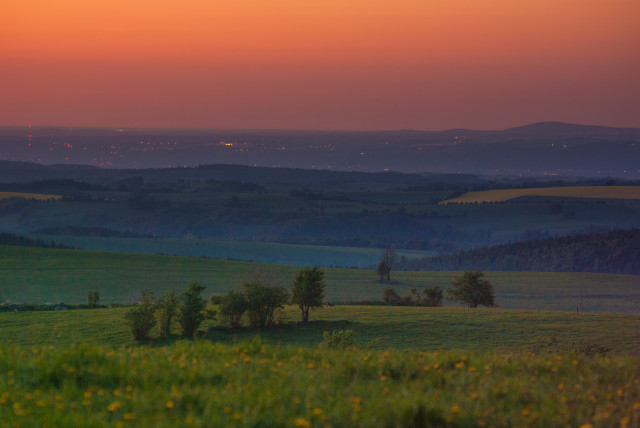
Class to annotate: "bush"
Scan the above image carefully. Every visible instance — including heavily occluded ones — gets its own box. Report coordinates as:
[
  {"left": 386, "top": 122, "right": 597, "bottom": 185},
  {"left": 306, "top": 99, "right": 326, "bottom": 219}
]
[
  {"left": 243, "top": 282, "right": 289, "bottom": 328},
  {"left": 219, "top": 290, "right": 248, "bottom": 329},
  {"left": 155, "top": 290, "right": 179, "bottom": 338},
  {"left": 124, "top": 290, "right": 156, "bottom": 340},
  {"left": 322, "top": 329, "right": 355, "bottom": 349},
  {"left": 179, "top": 282, "right": 207, "bottom": 338},
  {"left": 423, "top": 286, "right": 443, "bottom": 307},
  {"left": 383, "top": 287, "right": 401, "bottom": 304}
]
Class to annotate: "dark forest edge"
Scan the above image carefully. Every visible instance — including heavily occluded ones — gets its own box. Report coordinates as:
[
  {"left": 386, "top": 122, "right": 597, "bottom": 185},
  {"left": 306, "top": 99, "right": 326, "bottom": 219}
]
[{"left": 402, "top": 228, "right": 640, "bottom": 275}]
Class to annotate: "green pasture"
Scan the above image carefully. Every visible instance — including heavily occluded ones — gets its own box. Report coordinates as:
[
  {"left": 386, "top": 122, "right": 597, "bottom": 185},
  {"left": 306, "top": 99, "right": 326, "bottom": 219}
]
[
  {"left": 28, "top": 235, "right": 433, "bottom": 268},
  {"left": 1, "top": 306, "right": 640, "bottom": 354},
  {"left": 1, "top": 341, "right": 638, "bottom": 428},
  {"left": 1, "top": 246, "right": 639, "bottom": 313}
]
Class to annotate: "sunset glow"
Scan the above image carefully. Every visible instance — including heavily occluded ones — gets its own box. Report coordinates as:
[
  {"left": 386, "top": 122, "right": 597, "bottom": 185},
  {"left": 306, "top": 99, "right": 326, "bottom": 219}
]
[{"left": 2, "top": 0, "right": 639, "bottom": 130}]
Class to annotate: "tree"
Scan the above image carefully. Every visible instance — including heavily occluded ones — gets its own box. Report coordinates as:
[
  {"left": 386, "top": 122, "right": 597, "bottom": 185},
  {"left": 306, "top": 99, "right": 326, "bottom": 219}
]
[
  {"left": 156, "top": 290, "right": 179, "bottom": 338},
  {"left": 381, "top": 248, "right": 398, "bottom": 281},
  {"left": 124, "top": 290, "right": 156, "bottom": 340},
  {"left": 219, "top": 290, "right": 248, "bottom": 329},
  {"left": 87, "top": 291, "right": 100, "bottom": 308},
  {"left": 291, "top": 266, "right": 326, "bottom": 322},
  {"left": 179, "top": 282, "right": 207, "bottom": 338},
  {"left": 243, "top": 282, "right": 289, "bottom": 328},
  {"left": 446, "top": 271, "right": 495, "bottom": 308},
  {"left": 376, "top": 260, "right": 388, "bottom": 281}
]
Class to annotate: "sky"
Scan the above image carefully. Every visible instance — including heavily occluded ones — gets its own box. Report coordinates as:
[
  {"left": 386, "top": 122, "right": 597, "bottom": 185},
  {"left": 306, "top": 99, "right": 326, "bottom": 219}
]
[{"left": 1, "top": 0, "right": 639, "bottom": 131}]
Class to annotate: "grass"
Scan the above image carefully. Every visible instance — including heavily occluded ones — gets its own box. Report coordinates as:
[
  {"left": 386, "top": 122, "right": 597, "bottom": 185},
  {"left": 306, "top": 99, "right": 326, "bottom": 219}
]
[
  {"left": 2, "top": 306, "right": 640, "bottom": 354},
  {"left": 28, "top": 234, "right": 433, "bottom": 268},
  {"left": 440, "top": 186, "right": 640, "bottom": 204},
  {"left": 0, "top": 192, "right": 61, "bottom": 201},
  {"left": 0, "top": 340, "right": 638, "bottom": 427},
  {"left": 1, "top": 245, "right": 639, "bottom": 313}
]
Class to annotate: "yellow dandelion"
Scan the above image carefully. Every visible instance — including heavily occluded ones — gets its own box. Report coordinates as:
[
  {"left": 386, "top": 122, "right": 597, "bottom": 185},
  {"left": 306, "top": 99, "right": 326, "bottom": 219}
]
[
  {"left": 578, "top": 424, "right": 593, "bottom": 428},
  {"left": 113, "top": 389, "right": 122, "bottom": 396},
  {"left": 572, "top": 359, "right": 578, "bottom": 365},
  {"left": 313, "top": 408, "right": 323, "bottom": 416},
  {"left": 451, "top": 404, "right": 460, "bottom": 413},
  {"left": 108, "top": 401, "right": 121, "bottom": 412},
  {"left": 223, "top": 406, "right": 232, "bottom": 414},
  {"left": 84, "top": 391, "right": 92, "bottom": 399},
  {"left": 455, "top": 361, "right": 464, "bottom": 368},
  {"left": 379, "top": 375, "right": 388, "bottom": 381},
  {"left": 294, "top": 418, "right": 311, "bottom": 427},
  {"left": 166, "top": 401, "right": 174, "bottom": 409},
  {"left": 521, "top": 409, "right": 530, "bottom": 416},
  {"left": 124, "top": 413, "right": 133, "bottom": 420},
  {"left": 307, "top": 363, "right": 314, "bottom": 369},
  {"left": 633, "top": 402, "right": 640, "bottom": 410}
]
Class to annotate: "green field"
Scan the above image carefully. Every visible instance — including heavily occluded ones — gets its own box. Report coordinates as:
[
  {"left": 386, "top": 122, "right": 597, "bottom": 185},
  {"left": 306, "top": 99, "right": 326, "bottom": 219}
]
[
  {"left": 1, "top": 245, "right": 639, "bottom": 313},
  {"left": 1, "top": 340, "right": 638, "bottom": 428},
  {"left": 28, "top": 235, "right": 433, "bottom": 268},
  {"left": 2, "top": 305, "right": 640, "bottom": 354}
]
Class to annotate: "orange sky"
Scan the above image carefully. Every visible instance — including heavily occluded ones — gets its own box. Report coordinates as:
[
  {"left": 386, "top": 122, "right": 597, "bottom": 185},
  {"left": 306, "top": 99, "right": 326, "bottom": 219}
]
[{"left": 1, "top": 0, "right": 639, "bottom": 130}]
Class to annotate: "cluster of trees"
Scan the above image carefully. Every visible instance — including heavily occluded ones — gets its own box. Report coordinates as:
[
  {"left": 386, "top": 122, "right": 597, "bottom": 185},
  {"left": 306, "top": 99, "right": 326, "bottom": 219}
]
[
  {"left": 125, "top": 267, "right": 328, "bottom": 339},
  {"left": 124, "top": 282, "right": 206, "bottom": 340},
  {"left": 382, "top": 271, "right": 495, "bottom": 309},
  {"left": 410, "top": 229, "right": 640, "bottom": 275},
  {"left": 218, "top": 267, "right": 327, "bottom": 328},
  {"left": 0, "top": 232, "right": 72, "bottom": 250}
]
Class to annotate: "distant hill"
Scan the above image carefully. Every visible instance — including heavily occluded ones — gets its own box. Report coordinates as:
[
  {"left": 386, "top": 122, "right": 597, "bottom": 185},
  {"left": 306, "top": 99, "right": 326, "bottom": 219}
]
[
  {"left": 405, "top": 229, "right": 640, "bottom": 275},
  {"left": 0, "top": 122, "right": 638, "bottom": 176}
]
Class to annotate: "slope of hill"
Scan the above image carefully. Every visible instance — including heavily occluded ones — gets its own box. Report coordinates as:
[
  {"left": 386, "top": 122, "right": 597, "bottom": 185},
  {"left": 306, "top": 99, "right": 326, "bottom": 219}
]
[{"left": 408, "top": 229, "right": 640, "bottom": 274}]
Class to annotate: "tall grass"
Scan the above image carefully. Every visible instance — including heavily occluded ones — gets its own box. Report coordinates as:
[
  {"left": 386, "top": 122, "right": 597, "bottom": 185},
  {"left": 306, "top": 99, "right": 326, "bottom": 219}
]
[{"left": 0, "top": 340, "right": 638, "bottom": 427}]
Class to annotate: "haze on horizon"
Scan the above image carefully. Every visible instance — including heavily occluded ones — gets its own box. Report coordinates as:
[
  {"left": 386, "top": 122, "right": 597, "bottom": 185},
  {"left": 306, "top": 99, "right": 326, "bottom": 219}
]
[{"left": 2, "top": 0, "right": 639, "bottom": 131}]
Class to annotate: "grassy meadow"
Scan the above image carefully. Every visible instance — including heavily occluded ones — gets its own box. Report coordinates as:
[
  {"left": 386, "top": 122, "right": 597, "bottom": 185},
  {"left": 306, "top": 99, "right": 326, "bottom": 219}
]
[
  {"left": 2, "top": 305, "right": 640, "bottom": 354},
  {"left": 1, "top": 341, "right": 639, "bottom": 428},
  {"left": 1, "top": 245, "right": 639, "bottom": 313},
  {"left": 441, "top": 186, "right": 640, "bottom": 204}
]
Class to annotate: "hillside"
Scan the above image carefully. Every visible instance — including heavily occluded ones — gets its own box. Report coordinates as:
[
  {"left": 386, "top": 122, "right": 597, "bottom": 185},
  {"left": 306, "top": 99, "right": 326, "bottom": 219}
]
[{"left": 407, "top": 229, "right": 640, "bottom": 275}]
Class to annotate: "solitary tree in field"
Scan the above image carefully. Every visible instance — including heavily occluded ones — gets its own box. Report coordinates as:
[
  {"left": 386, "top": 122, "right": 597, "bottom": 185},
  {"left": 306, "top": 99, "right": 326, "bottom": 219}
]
[
  {"left": 381, "top": 248, "right": 398, "bottom": 281},
  {"left": 179, "top": 282, "right": 207, "bottom": 338},
  {"left": 291, "top": 267, "right": 326, "bottom": 322},
  {"left": 447, "top": 270, "right": 495, "bottom": 308}
]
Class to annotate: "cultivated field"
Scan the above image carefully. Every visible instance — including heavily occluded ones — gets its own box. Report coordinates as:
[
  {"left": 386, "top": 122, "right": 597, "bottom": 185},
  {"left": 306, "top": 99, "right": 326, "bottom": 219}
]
[
  {"left": 441, "top": 185, "right": 640, "bottom": 204},
  {"left": 0, "top": 192, "right": 61, "bottom": 201}
]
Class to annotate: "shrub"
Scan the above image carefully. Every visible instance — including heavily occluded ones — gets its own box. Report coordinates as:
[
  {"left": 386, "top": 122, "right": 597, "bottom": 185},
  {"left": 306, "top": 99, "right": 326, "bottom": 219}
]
[
  {"left": 423, "top": 286, "right": 443, "bottom": 307},
  {"left": 155, "top": 290, "right": 179, "bottom": 338},
  {"left": 383, "top": 287, "right": 401, "bottom": 304},
  {"left": 219, "top": 290, "right": 248, "bottom": 329},
  {"left": 322, "top": 329, "right": 355, "bottom": 349},
  {"left": 243, "top": 282, "right": 289, "bottom": 328},
  {"left": 124, "top": 290, "right": 156, "bottom": 340},
  {"left": 179, "top": 282, "right": 207, "bottom": 338}
]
